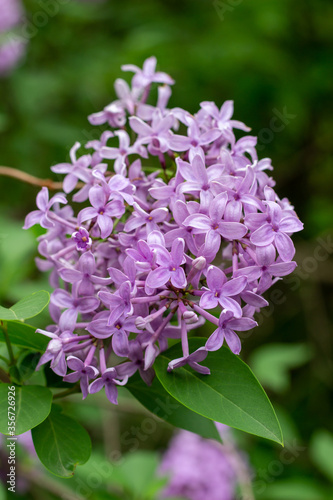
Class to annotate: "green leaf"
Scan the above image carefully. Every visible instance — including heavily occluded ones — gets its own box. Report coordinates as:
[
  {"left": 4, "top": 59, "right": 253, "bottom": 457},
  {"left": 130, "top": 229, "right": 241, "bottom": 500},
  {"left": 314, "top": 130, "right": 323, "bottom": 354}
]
[
  {"left": 17, "top": 351, "right": 40, "bottom": 381},
  {"left": 154, "top": 339, "right": 283, "bottom": 445},
  {"left": 310, "top": 429, "right": 333, "bottom": 483},
  {"left": 0, "top": 306, "right": 16, "bottom": 321},
  {"left": 44, "top": 364, "right": 73, "bottom": 388},
  {"left": 0, "top": 291, "right": 50, "bottom": 322},
  {"left": 249, "top": 343, "right": 312, "bottom": 392},
  {"left": 0, "top": 322, "right": 48, "bottom": 351},
  {"left": 31, "top": 405, "right": 92, "bottom": 477},
  {"left": 10, "top": 291, "right": 50, "bottom": 321},
  {"left": 127, "top": 373, "right": 221, "bottom": 441},
  {"left": 0, "top": 384, "right": 52, "bottom": 435},
  {"left": 8, "top": 366, "right": 22, "bottom": 385}
]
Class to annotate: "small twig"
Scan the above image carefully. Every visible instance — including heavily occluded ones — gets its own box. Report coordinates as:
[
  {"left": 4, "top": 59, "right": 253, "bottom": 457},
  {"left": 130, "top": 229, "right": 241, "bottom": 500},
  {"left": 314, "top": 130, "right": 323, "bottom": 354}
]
[
  {"left": 53, "top": 384, "right": 81, "bottom": 399},
  {"left": 0, "top": 166, "right": 64, "bottom": 190},
  {"left": 0, "top": 366, "right": 11, "bottom": 383}
]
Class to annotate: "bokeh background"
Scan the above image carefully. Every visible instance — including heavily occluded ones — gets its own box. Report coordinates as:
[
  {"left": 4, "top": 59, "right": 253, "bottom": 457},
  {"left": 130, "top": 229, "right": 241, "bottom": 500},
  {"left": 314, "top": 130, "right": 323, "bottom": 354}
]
[{"left": 0, "top": 0, "right": 332, "bottom": 498}]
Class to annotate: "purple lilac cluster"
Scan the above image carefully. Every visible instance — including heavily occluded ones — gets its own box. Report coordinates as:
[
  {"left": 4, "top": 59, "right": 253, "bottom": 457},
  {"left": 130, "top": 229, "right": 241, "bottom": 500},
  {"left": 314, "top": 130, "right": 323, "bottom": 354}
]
[
  {"left": 159, "top": 426, "right": 248, "bottom": 500},
  {"left": 24, "top": 57, "right": 303, "bottom": 403},
  {"left": 0, "top": 0, "right": 26, "bottom": 76}
]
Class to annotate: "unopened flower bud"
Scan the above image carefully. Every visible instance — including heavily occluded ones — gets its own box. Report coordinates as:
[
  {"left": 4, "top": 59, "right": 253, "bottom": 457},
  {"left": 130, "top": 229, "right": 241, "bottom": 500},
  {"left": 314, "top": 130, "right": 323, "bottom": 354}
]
[
  {"left": 192, "top": 256, "right": 206, "bottom": 271},
  {"left": 183, "top": 310, "right": 199, "bottom": 324}
]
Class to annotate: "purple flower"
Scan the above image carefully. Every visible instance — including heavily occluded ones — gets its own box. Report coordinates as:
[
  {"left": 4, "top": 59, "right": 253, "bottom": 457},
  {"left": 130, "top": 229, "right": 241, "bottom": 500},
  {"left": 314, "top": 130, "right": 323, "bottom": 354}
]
[
  {"left": 206, "top": 311, "right": 257, "bottom": 354},
  {"left": 164, "top": 200, "right": 198, "bottom": 255},
  {"left": 176, "top": 152, "right": 221, "bottom": 195},
  {"left": 129, "top": 109, "right": 176, "bottom": 155},
  {"left": 51, "top": 142, "right": 92, "bottom": 193},
  {"left": 59, "top": 251, "right": 113, "bottom": 295},
  {"left": 250, "top": 202, "right": 303, "bottom": 261},
  {"left": 23, "top": 187, "right": 67, "bottom": 229},
  {"left": 116, "top": 340, "right": 155, "bottom": 386},
  {"left": 72, "top": 227, "right": 92, "bottom": 251},
  {"left": 101, "top": 130, "right": 147, "bottom": 173},
  {"left": 212, "top": 166, "right": 262, "bottom": 221},
  {"left": 51, "top": 288, "right": 100, "bottom": 331},
  {"left": 184, "top": 192, "right": 248, "bottom": 255},
  {"left": 78, "top": 185, "right": 125, "bottom": 238},
  {"left": 88, "top": 102, "right": 126, "bottom": 128},
  {"left": 199, "top": 266, "right": 247, "bottom": 317},
  {"left": 35, "top": 330, "right": 78, "bottom": 377},
  {"left": 200, "top": 100, "right": 251, "bottom": 142},
  {"left": 87, "top": 314, "right": 140, "bottom": 356},
  {"left": 0, "top": 0, "right": 23, "bottom": 32},
  {"left": 146, "top": 238, "right": 187, "bottom": 289},
  {"left": 169, "top": 115, "right": 222, "bottom": 151},
  {"left": 124, "top": 202, "right": 168, "bottom": 233},
  {"left": 89, "top": 367, "right": 127, "bottom": 404},
  {"left": 235, "top": 244, "right": 297, "bottom": 292},
  {"left": 122, "top": 56, "right": 174, "bottom": 88},
  {"left": 98, "top": 280, "right": 133, "bottom": 326},
  {"left": 0, "top": 36, "right": 26, "bottom": 76},
  {"left": 63, "top": 355, "right": 99, "bottom": 399},
  {"left": 168, "top": 346, "right": 210, "bottom": 375},
  {"left": 126, "top": 239, "right": 156, "bottom": 270},
  {"left": 159, "top": 428, "right": 246, "bottom": 500}
]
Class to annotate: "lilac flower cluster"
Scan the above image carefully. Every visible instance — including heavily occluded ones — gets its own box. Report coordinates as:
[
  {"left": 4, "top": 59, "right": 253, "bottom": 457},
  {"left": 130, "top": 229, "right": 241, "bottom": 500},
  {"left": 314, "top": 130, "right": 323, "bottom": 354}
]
[
  {"left": 24, "top": 57, "right": 303, "bottom": 403},
  {"left": 0, "top": 0, "right": 26, "bottom": 76},
  {"left": 159, "top": 425, "right": 249, "bottom": 500}
]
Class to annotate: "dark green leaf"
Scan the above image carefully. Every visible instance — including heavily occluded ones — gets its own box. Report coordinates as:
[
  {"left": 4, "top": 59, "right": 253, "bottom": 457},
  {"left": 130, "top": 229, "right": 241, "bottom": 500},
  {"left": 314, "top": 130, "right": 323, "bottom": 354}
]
[
  {"left": 154, "top": 339, "right": 283, "bottom": 445},
  {"left": 44, "top": 364, "right": 73, "bottom": 388},
  {"left": 127, "top": 373, "right": 221, "bottom": 441},
  {"left": 8, "top": 366, "right": 22, "bottom": 385},
  {"left": 0, "top": 384, "right": 52, "bottom": 435},
  {"left": 31, "top": 405, "right": 92, "bottom": 477},
  {"left": 18, "top": 351, "right": 40, "bottom": 381},
  {"left": 0, "top": 322, "right": 48, "bottom": 351}
]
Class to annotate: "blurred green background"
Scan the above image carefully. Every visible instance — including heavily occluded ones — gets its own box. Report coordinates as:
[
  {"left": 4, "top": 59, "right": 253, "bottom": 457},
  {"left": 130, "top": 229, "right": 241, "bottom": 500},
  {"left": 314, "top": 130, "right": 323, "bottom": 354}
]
[{"left": 0, "top": 0, "right": 333, "bottom": 498}]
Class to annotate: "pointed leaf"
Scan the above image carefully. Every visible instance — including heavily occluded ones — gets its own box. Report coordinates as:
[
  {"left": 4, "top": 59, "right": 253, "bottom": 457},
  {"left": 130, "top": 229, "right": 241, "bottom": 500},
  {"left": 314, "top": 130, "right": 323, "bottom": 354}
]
[{"left": 154, "top": 338, "right": 283, "bottom": 444}]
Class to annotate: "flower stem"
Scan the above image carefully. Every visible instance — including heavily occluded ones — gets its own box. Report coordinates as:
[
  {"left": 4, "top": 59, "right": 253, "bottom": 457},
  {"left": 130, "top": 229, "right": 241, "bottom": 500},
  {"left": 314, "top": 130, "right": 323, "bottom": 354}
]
[{"left": 1, "top": 321, "right": 15, "bottom": 365}]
